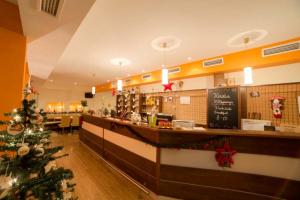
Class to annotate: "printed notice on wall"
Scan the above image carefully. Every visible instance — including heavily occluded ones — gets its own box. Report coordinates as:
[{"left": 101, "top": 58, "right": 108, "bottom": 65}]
[{"left": 180, "top": 96, "right": 191, "bottom": 105}]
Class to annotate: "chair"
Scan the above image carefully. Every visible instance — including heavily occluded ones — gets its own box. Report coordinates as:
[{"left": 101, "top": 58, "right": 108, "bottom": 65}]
[
  {"left": 58, "top": 116, "right": 71, "bottom": 133},
  {"left": 70, "top": 115, "right": 80, "bottom": 133}
]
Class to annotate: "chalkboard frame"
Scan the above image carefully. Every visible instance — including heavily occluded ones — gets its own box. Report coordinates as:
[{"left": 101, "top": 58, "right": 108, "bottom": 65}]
[{"left": 207, "top": 86, "right": 241, "bottom": 129}]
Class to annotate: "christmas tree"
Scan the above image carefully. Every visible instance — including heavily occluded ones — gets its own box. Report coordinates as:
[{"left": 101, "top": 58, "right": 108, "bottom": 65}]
[{"left": 0, "top": 86, "right": 75, "bottom": 200}]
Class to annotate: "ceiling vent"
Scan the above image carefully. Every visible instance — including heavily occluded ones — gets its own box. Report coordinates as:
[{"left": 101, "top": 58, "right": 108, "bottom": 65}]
[
  {"left": 38, "top": 0, "right": 64, "bottom": 18},
  {"left": 142, "top": 73, "right": 151, "bottom": 80},
  {"left": 262, "top": 41, "right": 300, "bottom": 57},
  {"left": 168, "top": 67, "right": 181, "bottom": 74},
  {"left": 203, "top": 57, "right": 224, "bottom": 68}
]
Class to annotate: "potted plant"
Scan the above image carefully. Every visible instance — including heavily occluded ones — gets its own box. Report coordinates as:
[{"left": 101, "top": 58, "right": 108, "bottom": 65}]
[{"left": 81, "top": 100, "right": 88, "bottom": 113}]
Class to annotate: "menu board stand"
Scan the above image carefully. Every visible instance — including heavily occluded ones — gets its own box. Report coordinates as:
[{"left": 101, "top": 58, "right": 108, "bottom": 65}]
[{"left": 207, "top": 86, "right": 241, "bottom": 129}]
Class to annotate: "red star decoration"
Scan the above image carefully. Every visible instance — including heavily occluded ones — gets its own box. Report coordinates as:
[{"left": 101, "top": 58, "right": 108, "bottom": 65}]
[
  {"left": 215, "top": 143, "right": 237, "bottom": 168},
  {"left": 163, "top": 82, "right": 174, "bottom": 91}
]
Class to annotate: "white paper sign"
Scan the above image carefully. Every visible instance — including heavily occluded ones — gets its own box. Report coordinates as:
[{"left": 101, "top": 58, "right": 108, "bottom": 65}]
[{"left": 180, "top": 96, "right": 191, "bottom": 105}]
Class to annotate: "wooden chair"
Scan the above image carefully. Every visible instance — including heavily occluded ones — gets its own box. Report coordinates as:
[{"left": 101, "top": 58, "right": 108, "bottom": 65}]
[
  {"left": 70, "top": 115, "right": 80, "bottom": 133},
  {"left": 58, "top": 116, "right": 71, "bottom": 133}
]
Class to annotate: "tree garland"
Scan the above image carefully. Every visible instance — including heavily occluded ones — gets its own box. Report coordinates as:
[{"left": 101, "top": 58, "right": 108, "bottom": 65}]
[{"left": 110, "top": 122, "right": 237, "bottom": 167}]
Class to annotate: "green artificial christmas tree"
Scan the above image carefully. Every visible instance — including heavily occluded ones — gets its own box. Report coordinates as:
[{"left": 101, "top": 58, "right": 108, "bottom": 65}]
[{"left": 0, "top": 86, "right": 75, "bottom": 200}]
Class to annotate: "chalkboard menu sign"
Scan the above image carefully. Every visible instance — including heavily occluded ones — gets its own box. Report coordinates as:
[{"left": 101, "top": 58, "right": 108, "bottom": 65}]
[{"left": 207, "top": 87, "right": 240, "bottom": 129}]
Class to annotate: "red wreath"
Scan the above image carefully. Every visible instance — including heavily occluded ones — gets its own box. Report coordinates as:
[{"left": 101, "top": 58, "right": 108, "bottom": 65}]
[{"left": 215, "top": 142, "right": 237, "bottom": 168}]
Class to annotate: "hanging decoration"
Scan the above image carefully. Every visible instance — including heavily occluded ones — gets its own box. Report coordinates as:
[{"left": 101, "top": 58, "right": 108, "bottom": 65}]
[
  {"left": 163, "top": 82, "right": 174, "bottom": 91},
  {"left": 271, "top": 96, "right": 285, "bottom": 118},
  {"left": 215, "top": 142, "right": 237, "bottom": 168},
  {"left": 109, "top": 121, "right": 237, "bottom": 168},
  {"left": 112, "top": 88, "right": 116, "bottom": 96}
]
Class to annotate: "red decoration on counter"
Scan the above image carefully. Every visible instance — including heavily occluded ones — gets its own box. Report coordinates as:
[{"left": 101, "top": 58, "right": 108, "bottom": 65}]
[
  {"left": 163, "top": 82, "right": 174, "bottom": 91},
  {"left": 271, "top": 96, "right": 285, "bottom": 118},
  {"left": 112, "top": 88, "right": 116, "bottom": 96},
  {"left": 215, "top": 142, "right": 237, "bottom": 168}
]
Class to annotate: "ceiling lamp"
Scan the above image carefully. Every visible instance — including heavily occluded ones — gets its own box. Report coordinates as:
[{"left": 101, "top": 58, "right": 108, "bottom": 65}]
[
  {"left": 162, "top": 68, "right": 168, "bottom": 85},
  {"left": 117, "top": 80, "right": 123, "bottom": 91},
  {"left": 110, "top": 58, "right": 131, "bottom": 66},
  {"left": 244, "top": 67, "right": 253, "bottom": 85},
  {"left": 92, "top": 86, "right": 96, "bottom": 95},
  {"left": 227, "top": 29, "right": 268, "bottom": 47}
]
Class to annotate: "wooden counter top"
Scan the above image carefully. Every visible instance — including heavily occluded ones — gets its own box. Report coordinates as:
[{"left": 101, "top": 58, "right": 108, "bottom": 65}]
[
  {"left": 82, "top": 114, "right": 300, "bottom": 158},
  {"left": 83, "top": 115, "right": 300, "bottom": 139}
]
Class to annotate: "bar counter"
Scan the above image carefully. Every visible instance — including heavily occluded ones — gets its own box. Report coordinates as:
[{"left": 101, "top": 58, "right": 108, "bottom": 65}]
[{"left": 80, "top": 114, "right": 300, "bottom": 200}]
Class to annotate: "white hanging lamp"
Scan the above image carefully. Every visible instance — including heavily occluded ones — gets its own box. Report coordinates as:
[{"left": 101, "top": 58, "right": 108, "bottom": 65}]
[
  {"left": 92, "top": 86, "right": 96, "bottom": 95},
  {"left": 161, "top": 42, "right": 169, "bottom": 84},
  {"left": 117, "top": 79, "right": 123, "bottom": 91},
  {"left": 243, "top": 37, "right": 253, "bottom": 85},
  {"left": 244, "top": 67, "right": 253, "bottom": 85},
  {"left": 162, "top": 68, "right": 168, "bottom": 85}
]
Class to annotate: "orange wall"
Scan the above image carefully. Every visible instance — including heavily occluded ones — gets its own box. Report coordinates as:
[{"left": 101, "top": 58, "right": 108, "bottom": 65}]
[
  {"left": 0, "top": 2, "right": 27, "bottom": 119},
  {"left": 0, "top": 0, "right": 23, "bottom": 34},
  {"left": 96, "top": 37, "right": 300, "bottom": 92}
]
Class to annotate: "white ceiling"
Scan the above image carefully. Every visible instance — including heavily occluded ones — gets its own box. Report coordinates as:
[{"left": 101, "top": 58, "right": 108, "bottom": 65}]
[
  {"left": 30, "top": 0, "right": 300, "bottom": 89},
  {"left": 17, "top": 0, "right": 95, "bottom": 81}
]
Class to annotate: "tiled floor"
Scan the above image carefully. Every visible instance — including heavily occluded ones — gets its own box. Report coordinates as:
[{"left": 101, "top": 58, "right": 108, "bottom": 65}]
[{"left": 51, "top": 133, "right": 153, "bottom": 200}]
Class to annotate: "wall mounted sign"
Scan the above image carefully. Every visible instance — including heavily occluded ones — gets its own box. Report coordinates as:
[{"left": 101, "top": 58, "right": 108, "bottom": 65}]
[
  {"left": 207, "top": 86, "right": 240, "bottom": 129},
  {"left": 180, "top": 96, "right": 190, "bottom": 105}
]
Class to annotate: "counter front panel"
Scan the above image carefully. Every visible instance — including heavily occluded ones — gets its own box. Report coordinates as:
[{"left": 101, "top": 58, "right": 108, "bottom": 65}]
[{"left": 80, "top": 115, "right": 300, "bottom": 200}]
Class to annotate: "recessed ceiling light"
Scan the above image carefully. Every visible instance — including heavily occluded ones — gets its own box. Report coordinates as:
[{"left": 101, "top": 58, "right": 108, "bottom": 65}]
[
  {"left": 227, "top": 29, "right": 268, "bottom": 47},
  {"left": 110, "top": 58, "right": 131, "bottom": 66},
  {"left": 127, "top": 74, "right": 130, "bottom": 77},
  {"left": 107, "top": 80, "right": 110, "bottom": 82},
  {"left": 74, "top": 82, "right": 78, "bottom": 85},
  {"left": 49, "top": 80, "right": 53, "bottom": 82},
  {"left": 187, "top": 57, "right": 192, "bottom": 61},
  {"left": 142, "top": 69, "right": 145, "bottom": 73}
]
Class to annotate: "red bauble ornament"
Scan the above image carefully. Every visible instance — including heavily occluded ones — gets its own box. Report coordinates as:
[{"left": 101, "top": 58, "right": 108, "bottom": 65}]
[
  {"left": 163, "top": 82, "right": 174, "bottom": 91},
  {"left": 215, "top": 142, "right": 237, "bottom": 168}
]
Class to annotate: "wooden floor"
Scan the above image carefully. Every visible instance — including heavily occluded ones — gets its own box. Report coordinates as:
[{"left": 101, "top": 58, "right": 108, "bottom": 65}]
[{"left": 51, "top": 132, "right": 154, "bottom": 200}]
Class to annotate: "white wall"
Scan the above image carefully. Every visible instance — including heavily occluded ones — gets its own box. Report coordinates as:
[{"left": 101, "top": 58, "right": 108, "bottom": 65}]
[
  {"left": 225, "top": 62, "right": 300, "bottom": 86},
  {"left": 35, "top": 87, "right": 87, "bottom": 111},
  {"left": 36, "top": 63, "right": 300, "bottom": 112},
  {"left": 139, "top": 75, "right": 214, "bottom": 93},
  {"left": 88, "top": 91, "right": 116, "bottom": 112}
]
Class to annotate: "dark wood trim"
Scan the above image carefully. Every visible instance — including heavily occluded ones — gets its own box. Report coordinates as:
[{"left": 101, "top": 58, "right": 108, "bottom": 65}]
[
  {"left": 79, "top": 128, "right": 103, "bottom": 155},
  {"left": 103, "top": 139, "right": 157, "bottom": 176},
  {"left": 159, "top": 131, "right": 300, "bottom": 158},
  {"left": 160, "top": 165, "right": 300, "bottom": 200},
  {"left": 103, "top": 146, "right": 157, "bottom": 192},
  {"left": 159, "top": 180, "right": 282, "bottom": 200}
]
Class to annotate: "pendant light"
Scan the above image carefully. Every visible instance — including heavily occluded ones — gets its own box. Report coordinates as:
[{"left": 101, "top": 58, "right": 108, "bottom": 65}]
[
  {"left": 162, "top": 68, "right": 168, "bottom": 85},
  {"left": 117, "top": 79, "right": 123, "bottom": 91},
  {"left": 91, "top": 73, "right": 96, "bottom": 95},
  {"left": 243, "top": 37, "right": 253, "bottom": 85},
  {"left": 244, "top": 67, "right": 253, "bottom": 85},
  {"left": 161, "top": 42, "right": 169, "bottom": 84}
]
